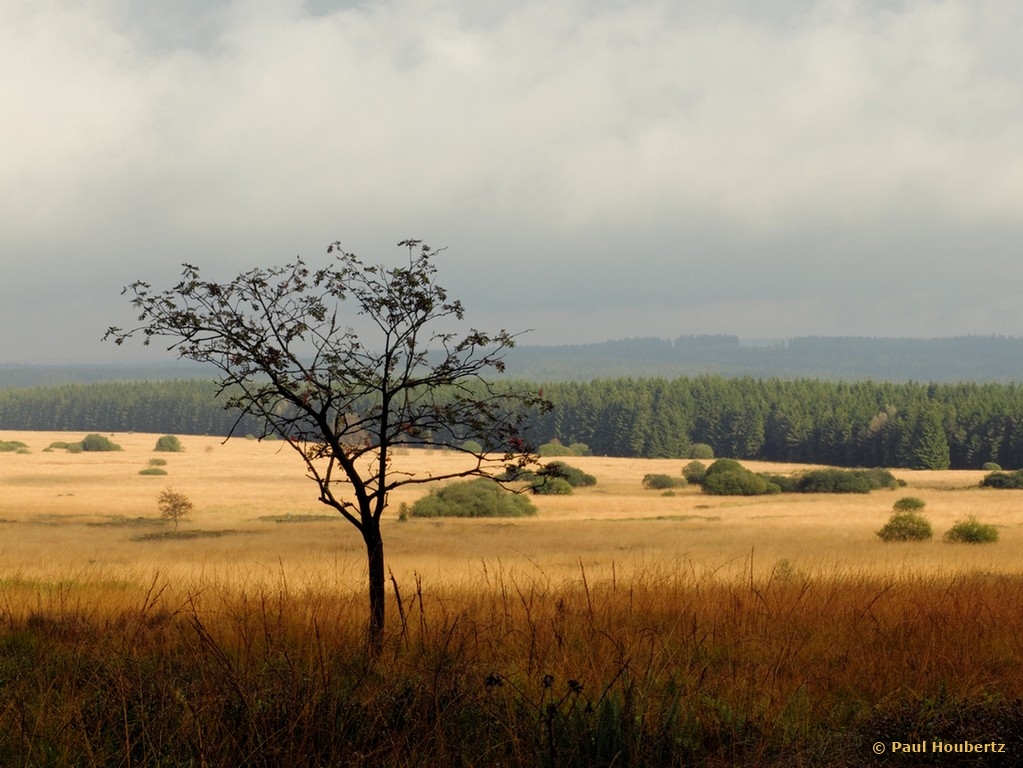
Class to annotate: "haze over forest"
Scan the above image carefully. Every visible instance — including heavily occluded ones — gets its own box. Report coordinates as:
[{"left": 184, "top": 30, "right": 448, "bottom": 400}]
[{"left": 3, "top": 335, "right": 1023, "bottom": 388}]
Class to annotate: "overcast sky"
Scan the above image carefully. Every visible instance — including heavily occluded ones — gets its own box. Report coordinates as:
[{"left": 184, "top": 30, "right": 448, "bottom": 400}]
[{"left": 3, "top": 0, "right": 1022, "bottom": 363}]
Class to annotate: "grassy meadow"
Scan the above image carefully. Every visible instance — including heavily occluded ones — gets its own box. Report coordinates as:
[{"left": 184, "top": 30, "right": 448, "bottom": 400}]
[{"left": 1, "top": 432, "right": 1022, "bottom": 766}]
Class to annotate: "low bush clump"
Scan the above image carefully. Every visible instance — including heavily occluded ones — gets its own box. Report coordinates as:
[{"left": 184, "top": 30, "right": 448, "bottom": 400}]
[
  {"left": 980, "top": 469, "right": 1023, "bottom": 489},
  {"left": 530, "top": 477, "right": 573, "bottom": 495},
  {"left": 982, "top": 461, "right": 1002, "bottom": 471},
  {"left": 704, "top": 470, "right": 779, "bottom": 496},
  {"left": 80, "top": 433, "right": 123, "bottom": 452},
  {"left": 701, "top": 459, "right": 779, "bottom": 496},
  {"left": 795, "top": 468, "right": 898, "bottom": 494},
  {"left": 642, "top": 473, "right": 687, "bottom": 490},
  {"left": 538, "top": 439, "right": 576, "bottom": 457},
  {"left": 154, "top": 434, "right": 184, "bottom": 452},
  {"left": 686, "top": 443, "right": 715, "bottom": 460},
  {"left": 139, "top": 467, "right": 168, "bottom": 476},
  {"left": 877, "top": 512, "right": 933, "bottom": 542},
  {"left": 944, "top": 516, "right": 999, "bottom": 543},
  {"left": 758, "top": 473, "right": 801, "bottom": 493},
  {"left": 542, "top": 461, "right": 596, "bottom": 487},
  {"left": 892, "top": 496, "right": 926, "bottom": 512},
  {"left": 0, "top": 439, "right": 29, "bottom": 453},
  {"left": 411, "top": 478, "right": 537, "bottom": 518},
  {"left": 682, "top": 461, "right": 707, "bottom": 485},
  {"left": 495, "top": 461, "right": 596, "bottom": 489}
]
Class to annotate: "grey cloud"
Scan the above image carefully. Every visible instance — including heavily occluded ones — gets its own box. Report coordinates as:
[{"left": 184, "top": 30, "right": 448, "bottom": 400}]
[{"left": 2, "top": 0, "right": 1022, "bottom": 362}]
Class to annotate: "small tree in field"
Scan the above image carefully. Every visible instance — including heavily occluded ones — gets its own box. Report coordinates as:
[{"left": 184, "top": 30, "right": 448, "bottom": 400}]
[
  {"left": 157, "top": 487, "right": 193, "bottom": 530},
  {"left": 105, "top": 239, "right": 550, "bottom": 651}
]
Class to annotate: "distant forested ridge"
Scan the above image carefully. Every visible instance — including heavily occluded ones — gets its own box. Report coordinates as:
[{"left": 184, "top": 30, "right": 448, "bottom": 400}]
[
  {"left": 5, "top": 335, "right": 1023, "bottom": 387},
  {"left": 2, "top": 377, "right": 1023, "bottom": 469},
  {"left": 499, "top": 335, "right": 1023, "bottom": 382}
]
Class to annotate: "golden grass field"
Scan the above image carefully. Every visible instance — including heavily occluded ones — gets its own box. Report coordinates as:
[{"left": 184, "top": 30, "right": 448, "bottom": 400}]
[
  {"left": 0, "top": 430, "right": 1018, "bottom": 590},
  {"left": 3, "top": 432, "right": 1023, "bottom": 765}
]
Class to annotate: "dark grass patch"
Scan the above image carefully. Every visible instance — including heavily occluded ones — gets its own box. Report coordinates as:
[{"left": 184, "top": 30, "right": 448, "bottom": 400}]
[
  {"left": 591, "top": 515, "right": 722, "bottom": 523},
  {"left": 30, "top": 513, "right": 89, "bottom": 525},
  {"left": 132, "top": 529, "right": 251, "bottom": 541},
  {"left": 88, "top": 516, "right": 166, "bottom": 528},
  {"left": 256, "top": 514, "right": 341, "bottom": 523}
]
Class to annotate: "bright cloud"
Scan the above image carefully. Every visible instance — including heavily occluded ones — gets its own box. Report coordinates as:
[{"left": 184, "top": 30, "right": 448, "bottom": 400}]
[{"left": 2, "top": 0, "right": 1022, "bottom": 361}]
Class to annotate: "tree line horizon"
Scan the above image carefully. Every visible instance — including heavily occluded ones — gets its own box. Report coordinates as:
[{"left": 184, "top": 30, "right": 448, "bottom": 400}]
[{"left": 2, "top": 375, "right": 1021, "bottom": 469}]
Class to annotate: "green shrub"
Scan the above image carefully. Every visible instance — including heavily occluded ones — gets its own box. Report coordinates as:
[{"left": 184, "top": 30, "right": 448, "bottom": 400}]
[
  {"left": 411, "top": 478, "right": 537, "bottom": 518},
  {"left": 893, "top": 496, "right": 925, "bottom": 512},
  {"left": 758, "top": 473, "right": 801, "bottom": 492},
  {"left": 980, "top": 470, "right": 1023, "bottom": 489},
  {"left": 682, "top": 461, "right": 707, "bottom": 485},
  {"left": 703, "top": 470, "right": 779, "bottom": 496},
  {"left": 47, "top": 441, "right": 70, "bottom": 450},
  {"left": 688, "top": 443, "right": 715, "bottom": 460},
  {"left": 642, "top": 473, "right": 687, "bottom": 490},
  {"left": 797, "top": 468, "right": 871, "bottom": 494},
  {"left": 493, "top": 466, "right": 537, "bottom": 483},
  {"left": 858, "top": 468, "right": 900, "bottom": 490},
  {"left": 700, "top": 459, "right": 779, "bottom": 496},
  {"left": 542, "top": 461, "right": 596, "bottom": 487},
  {"left": 148, "top": 458, "right": 168, "bottom": 467},
  {"left": 81, "top": 434, "right": 122, "bottom": 452},
  {"left": 944, "top": 516, "right": 999, "bottom": 543},
  {"left": 0, "top": 439, "right": 28, "bottom": 453},
  {"left": 568, "top": 442, "right": 592, "bottom": 457},
  {"left": 154, "top": 434, "right": 183, "bottom": 452},
  {"left": 139, "top": 467, "right": 168, "bottom": 476},
  {"left": 982, "top": 462, "right": 1002, "bottom": 471},
  {"left": 795, "top": 468, "right": 898, "bottom": 494},
  {"left": 876, "top": 512, "right": 933, "bottom": 542},
  {"left": 460, "top": 440, "right": 483, "bottom": 454},
  {"left": 704, "top": 458, "right": 745, "bottom": 478},
  {"left": 67, "top": 442, "right": 83, "bottom": 454},
  {"left": 530, "top": 477, "right": 573, "bottom": 495},
  {"left": 538, "top": 440, "right": 575, "bottom": 457}
]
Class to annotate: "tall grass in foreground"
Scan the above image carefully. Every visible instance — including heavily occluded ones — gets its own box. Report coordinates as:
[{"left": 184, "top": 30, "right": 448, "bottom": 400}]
[{"left": 1, "top": 565, "right": 1022, "bottom": 766}]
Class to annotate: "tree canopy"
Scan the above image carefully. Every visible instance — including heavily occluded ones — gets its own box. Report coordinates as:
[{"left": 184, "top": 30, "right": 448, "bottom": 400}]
[{"left": 105, "top": 240, "right": 551, "bottom": 650}]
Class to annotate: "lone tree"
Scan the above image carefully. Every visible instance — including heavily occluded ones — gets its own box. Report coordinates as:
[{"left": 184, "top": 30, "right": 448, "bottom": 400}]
[
  {"left": 157, "top": 487, "right": 193, "bottom": 530},
  {"left": 105, "top": 240, "right": 550, "bottom": 650}
]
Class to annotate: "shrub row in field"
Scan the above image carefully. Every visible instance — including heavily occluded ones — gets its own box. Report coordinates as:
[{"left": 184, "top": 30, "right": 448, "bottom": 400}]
[{"left": 676, "top": 459, "right": 900, "bottom": 496}]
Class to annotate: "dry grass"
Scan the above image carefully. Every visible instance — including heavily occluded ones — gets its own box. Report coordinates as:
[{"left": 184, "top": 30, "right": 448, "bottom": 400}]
[
  {"left": 0, "top": 431, "right": 1016, "bottom": 586},
  {"left": 2, "top": 432, "right": 1022, "bottom": 765}
]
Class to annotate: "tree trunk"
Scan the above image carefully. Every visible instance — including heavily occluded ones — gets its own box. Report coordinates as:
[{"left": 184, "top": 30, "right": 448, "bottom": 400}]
[{"left": 364, "top": 521, "right": 386, "bottom": 654}]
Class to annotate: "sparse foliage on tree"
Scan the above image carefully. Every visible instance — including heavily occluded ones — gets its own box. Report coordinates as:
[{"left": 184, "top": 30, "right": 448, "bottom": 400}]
[
  {"left": 157, "top": 487, "right": 193, "bottom": 530},
  {"left": 105, "top": 239, "right": 551, "bottom": 651}
]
